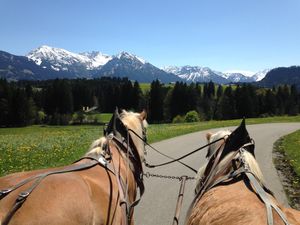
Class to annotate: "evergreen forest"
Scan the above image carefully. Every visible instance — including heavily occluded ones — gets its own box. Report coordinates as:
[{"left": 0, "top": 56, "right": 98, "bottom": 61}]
[{"left": 0, "top": 78, "right": 299, "bottom": 127}]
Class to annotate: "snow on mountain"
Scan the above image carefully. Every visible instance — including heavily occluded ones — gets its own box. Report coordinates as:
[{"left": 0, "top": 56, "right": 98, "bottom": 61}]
[
  {"left": 222, "top": 72, "right": 255, "bottom": 83},
  {"left": 223, "top": 70, "right": 255, "bottom": 77},
  {"left": 79, "top": 51, "right": 112, "bottom": 69},
  {"left": 27, "top": 45, "right": 112, "bottom": 72},
  {"left": 24, "top": 45, "right": 271, "bottom": 83},
  {"left": 116, "top": 51, "right": 146, "bottom": 64},
  {"left": 26, "top": 45, "right": 176, "bottom": 81},
  {"left": 164, "top": 66, "right": 270, "bottom": 83},
  {"left": 0, "top": 50, "right": 64, "bottom": 81},
  {"left": 251, "top": 69, "right": 271, "bottom": 81},
  {"left": 164, "top": 66, "right": 228, "bottom": 83},
  {"left": 99, "top": 53, "right": 179, "bottom": 83}
]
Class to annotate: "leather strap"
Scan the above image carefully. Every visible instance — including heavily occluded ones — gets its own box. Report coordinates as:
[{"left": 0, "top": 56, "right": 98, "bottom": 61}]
[
  {"left": 0, "top": 157, "right": 114, "bottom": 225},
  {"left": 245, "top": 172, "right": 290, "bottom": 225}
]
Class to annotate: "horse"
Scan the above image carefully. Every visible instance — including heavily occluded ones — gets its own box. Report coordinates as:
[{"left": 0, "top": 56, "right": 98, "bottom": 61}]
[
  {"left": 0, "top": 109, "right": 148, "bottom": 225},
  {"left": 185, "top": 119, "right": 300, "bottom": 225}
]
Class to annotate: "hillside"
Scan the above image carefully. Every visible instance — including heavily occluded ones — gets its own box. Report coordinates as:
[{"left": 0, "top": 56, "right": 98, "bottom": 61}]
[{"left": 259, "top": 66, "right": 300, "bottom": 88}]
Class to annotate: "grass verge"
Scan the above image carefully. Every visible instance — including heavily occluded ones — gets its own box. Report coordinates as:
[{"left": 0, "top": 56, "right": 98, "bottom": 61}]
[
  {"left": 1, "top": 115, "right": 300, "bottom": 176},
  {"left": 274, "top": 131, "right": 300, "bottom": 209},
  {"left": 148, "top": 115, "right": 300, "bottom": 143}
]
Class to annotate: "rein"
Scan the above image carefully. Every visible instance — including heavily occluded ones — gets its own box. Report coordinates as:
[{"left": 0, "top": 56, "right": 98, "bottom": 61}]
[
  {"left": 128, "top": 127, "right": 226, "bottom": 174},
  {"left": 144, "top": 136, "right": 226, "bottom": 172}
]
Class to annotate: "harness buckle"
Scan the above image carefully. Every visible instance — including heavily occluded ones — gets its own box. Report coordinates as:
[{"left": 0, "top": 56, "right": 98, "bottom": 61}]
[
  {"left": 17, "top": 191, "right": 30, "bottom": 202},
  {"left": 0, "top": 189, "right": 12, "bottom": 199},
  {"left": 98, "top": 156, "right": 108, "bottom": 167},
  {"left": 0, "top": 189, "right": 11, "bottom": 194},
  {"left": 107, "top": 133, "right": 114, "bottom": 140}
]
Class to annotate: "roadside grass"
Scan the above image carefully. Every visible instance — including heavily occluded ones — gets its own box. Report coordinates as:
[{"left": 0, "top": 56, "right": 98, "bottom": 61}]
[
  {"left": 148, "top": 115, "right": 300, "bottom": 143},
  {"left": 277, "top": 130, "right": 300, "bottom": 177},
  {"left": 274, "top": 130, "right": 300, "bottom": 209},
  {"left": 1, "top": 115, "right": 300, "bottom": 176}
]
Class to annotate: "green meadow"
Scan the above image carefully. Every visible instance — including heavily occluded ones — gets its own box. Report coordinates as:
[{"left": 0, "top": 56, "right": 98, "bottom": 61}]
[
  {"left": 277, "top": 130, "right": 300, "bottom": 177},
  {"left": 1, "top": 115, "right": 300, "bottom": 176}
]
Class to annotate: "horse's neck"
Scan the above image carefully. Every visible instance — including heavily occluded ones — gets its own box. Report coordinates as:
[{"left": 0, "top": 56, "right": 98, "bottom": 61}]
[{"left": 110, "top": 144, "right": 137, "bottom": 203}]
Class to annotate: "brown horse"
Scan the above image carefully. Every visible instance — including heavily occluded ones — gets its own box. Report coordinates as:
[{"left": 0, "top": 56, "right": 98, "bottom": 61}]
[
  {"left": 0, "top": 109, "right": 148, "bottom": 225},
  {"left": 186, "top": 120, "right": 300, "bottom": 225}
]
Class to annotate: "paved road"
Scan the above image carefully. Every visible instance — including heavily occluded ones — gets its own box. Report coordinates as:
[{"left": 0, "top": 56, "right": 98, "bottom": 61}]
[{"left": 134, "top": 123, "right": 300, "bottom": 225}]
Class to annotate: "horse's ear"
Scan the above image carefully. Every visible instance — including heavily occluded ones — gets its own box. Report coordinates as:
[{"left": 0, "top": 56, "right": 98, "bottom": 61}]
[
  {"left": 139, "top": 109, "right": 147, "bottom": 120},
  {"left": 240, "top": 117, "right": 246, "bottom": 130},
  {"left": 221, "top": 117, "right": 251, "bottom": 159},
  {"left": 206, "top": 132, "right": 212, "bottom": 141}
]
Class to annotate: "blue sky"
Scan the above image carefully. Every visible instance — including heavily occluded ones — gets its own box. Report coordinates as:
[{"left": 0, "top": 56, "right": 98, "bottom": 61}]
[{"left": 1, "top": 0, "right": 300, "bottom": 72}]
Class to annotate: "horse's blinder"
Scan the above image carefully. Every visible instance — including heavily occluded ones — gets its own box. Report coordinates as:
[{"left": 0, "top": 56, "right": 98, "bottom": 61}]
[{"left": 221, "top": 118, "right": 255, "bottom": 160}]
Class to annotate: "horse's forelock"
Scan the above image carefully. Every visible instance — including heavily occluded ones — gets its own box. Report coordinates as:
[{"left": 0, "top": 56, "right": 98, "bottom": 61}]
[{"left": 207, "top": 130, "right": 231, "bottom": 158}]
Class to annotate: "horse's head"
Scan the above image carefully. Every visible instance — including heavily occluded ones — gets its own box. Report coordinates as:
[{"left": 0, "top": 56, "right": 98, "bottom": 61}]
[
  {"left": 195, "top": 119, "right": 264, "bottom": 195},
  {"left": 87, "top": 109, "right": 148, "bottom": 162},
  {"left": 119, "top": 109, "right": 148, "bottom": 161}
]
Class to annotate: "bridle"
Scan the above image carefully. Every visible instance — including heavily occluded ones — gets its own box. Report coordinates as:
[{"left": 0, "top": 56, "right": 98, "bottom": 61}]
[
  {"left": 0, "top": 110, "right": 147, "bottom": 225},
  {"left": 186, "top": 120, "right": 290, "bottom": 225}
]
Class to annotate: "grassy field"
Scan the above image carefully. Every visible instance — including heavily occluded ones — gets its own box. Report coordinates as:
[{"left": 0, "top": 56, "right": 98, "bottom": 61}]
[
  {"left": 139, "top": 82, "right": 175, "bottom": 93},
  {"left": 147, "top": 115, "right": 300, "bottom": 143},
  {"left": 1, "top": 115, "right": 300, "bottom": 176},
  {"left": 139, "top": 83, "right": 151, "bottom": 93},
  {"left": 86, "top": 113, "right": 112, "bottom": 123},
  {"left": 277, "top": 130, "right": 300, "bottom": 176}
]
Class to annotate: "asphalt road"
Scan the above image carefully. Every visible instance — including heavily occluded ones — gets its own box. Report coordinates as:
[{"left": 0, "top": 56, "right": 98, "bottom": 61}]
[{"left": 134, "top": 123, "right": 300, "bottom": 225}]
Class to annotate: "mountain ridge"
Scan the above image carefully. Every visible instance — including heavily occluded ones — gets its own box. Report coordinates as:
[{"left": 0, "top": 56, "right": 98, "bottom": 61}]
[{"left": 0, "top": 45, "right": 280, "bottom": 84}]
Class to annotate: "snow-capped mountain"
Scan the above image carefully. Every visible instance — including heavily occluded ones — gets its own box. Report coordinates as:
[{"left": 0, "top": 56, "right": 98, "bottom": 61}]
[
  {"left": 116, "top": 51, "right": 146, "bottom": 64},
  {"left": 79, "top": 51, "right": 112, "bottom": 69},
  {"left": 27, "top": 45, "right": 111, "bottom": 70},
  {"left": 164, "top": 66, "right": 228, "bottom": 84},
  {"left": 27, "top": 45, "right": 112, "bottom": 78},
  {"left": 100, "top": 52, "right": 180, "bottom": 83},
  {"left": 0, "top": 45, "right": 272, "bottom": 83},
  {"left": 222, "top": 72, "right": 255, "bottom": 83},
  {"left": 164, "top": 66, "right": 270, "bottom": 83},
  {"left": 0, "top": 50, "right": 63, "bottom": 81},
  {"left": 25, "top": 46, "right": 179, "bottom": 82},
  {"left": 252, "top": 69, "right": 271, "bottom": 81}
]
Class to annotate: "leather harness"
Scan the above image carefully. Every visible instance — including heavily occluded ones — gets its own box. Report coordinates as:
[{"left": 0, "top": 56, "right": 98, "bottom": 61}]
[
  {"left": 188, "top": 119, "right": 290, "bottom": 225},
  {"left": 0, "top": 110, "right": 145, "bottom": 225}
]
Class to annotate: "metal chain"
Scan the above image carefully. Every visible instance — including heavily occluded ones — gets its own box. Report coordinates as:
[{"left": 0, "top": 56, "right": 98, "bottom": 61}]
[{"left": 143, "top": 172, "right": 195, "bottom": 181}]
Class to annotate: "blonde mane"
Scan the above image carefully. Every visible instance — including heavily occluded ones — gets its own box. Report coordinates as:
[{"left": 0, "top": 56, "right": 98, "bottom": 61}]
[
  {"left": 195, "top": 129, "right": 265, "bottom": 194},
  {"left": 85, "top": 110, "right": 148, "bottom": 161}
]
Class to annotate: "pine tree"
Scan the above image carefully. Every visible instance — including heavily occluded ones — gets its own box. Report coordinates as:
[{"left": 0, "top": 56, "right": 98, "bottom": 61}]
[
  {"left": 132, "top": 81, "right": 142, "bottom": 110},
  {"left": 218, "top": 86, "right": 236, "bottom": 120},
  {"left": 149, "top": 80, "right": 164, "bottom": 122},
  {"left": 264, "top": 89, "right": 277, "bottom": 115}
]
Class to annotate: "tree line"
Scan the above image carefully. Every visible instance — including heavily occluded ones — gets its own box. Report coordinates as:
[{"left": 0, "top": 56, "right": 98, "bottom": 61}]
[{"left": 0, "top": 78, "right": 299, "bottom": 127}]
